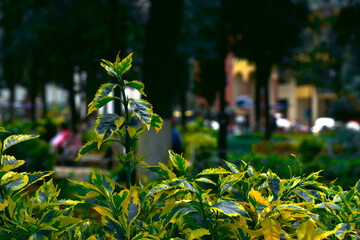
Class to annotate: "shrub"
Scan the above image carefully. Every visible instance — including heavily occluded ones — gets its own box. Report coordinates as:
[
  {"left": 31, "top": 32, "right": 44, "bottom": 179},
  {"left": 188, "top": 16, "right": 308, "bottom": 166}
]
[
  {"left": 4, "top": 119, "right": 55, "bottom": 171},
  {"left": 299, "top": 135, "right": 324, "bottom": 161},
  {"left": 2, "top": 51, "right": 360, "bottom": 239},
  {"left": 183, "top": 117, "right": 218, "bottom": 173}
]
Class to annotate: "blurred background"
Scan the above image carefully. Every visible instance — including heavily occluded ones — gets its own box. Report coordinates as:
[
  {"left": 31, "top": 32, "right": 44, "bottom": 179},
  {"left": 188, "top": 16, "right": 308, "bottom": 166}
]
[{"left": 1, "top": 0, "right": 360, "bottom": 189}]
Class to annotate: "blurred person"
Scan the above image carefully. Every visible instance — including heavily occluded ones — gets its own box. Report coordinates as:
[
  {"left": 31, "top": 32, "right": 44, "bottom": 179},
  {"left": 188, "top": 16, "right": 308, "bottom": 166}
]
[
  {"left": 50, "top": 122, "right": 82, "bottom": 154},
  {"left": 171, "top": 117, "right": 183, "bottom": 154}
]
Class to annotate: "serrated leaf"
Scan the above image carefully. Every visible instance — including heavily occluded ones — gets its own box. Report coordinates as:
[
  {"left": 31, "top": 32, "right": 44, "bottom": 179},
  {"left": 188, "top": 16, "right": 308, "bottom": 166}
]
[
  {"left": 169, "top": 150, "right": 188, "bottom": 175},
  {"left": 125, "top": 80, "right": 147, "bottom": 97},
  {"left": 267, "top": 171, "right": 281, "bottom": 201},
  {"left": 102, "top": 215, "right": 125, "bottom": 240},
  {"left": 186, "top": 228, "right": 211, "bottom": 240},
  {"left": 95, "top": 114, "right": 124, "bottom": 149},
  {"left": 146, "top": 162, "right": 176, "bottom": 179},
  {"left": 211, "top": 201, "right": 247, "bottom": 217},
  {"left": 121, "top": 186, "right": 140, "bottom": 228},
  {"left": 0, "top": 127, "right": 9, "bottom": 133},
  {"left": 223, "top": 160, "right": 240, "bottom": 173},
  {"left": 76, "top": 140, "right": 98, "bottom": 161},
  {"left": 180, "top": 181, "right": 196, "bottom": 193},
  {"left": 100, "top": 61, "right": 116, "bottom": 77},
  {"left": 112, "top": 189, "right": 129, "bottom": 210},
  {"left": 88, "top": 96, "right": 119, "bottom": 116},
  {"left": 88, "top": 83, "right": 118, "bottom": 115},
  {"left": 150, "top": 113, "right": 163, "bottom": 134},
  {"left": 3, "top": 134, "right": 39, "bottom": 152},
  {"left": 294, "top": 189, "right": 315, "bottom": 203},
  {"left": 296, "top": 220, "right": 316, "bottom": 240},
  {"left": 117, "top": 52, "right": 133, "bottom": 75},
  {"left": 90, "top": 170, "right": 114, "bottom": 197},
  {"left": 93, "top": 206, "right": 113, "bottom": 219},
  {"left": 195, "top": 177, "right": 216, "bottom": 185},
  {"left": 196, "top": 167, "right": 231, "bottom": 176},
  {"left": 148, "top": 179, "right": 184, "bottom": 195},
  {"left": 249, "top": 188, "right": 270, "bottom": 207},
  {"left": 0, "top": 155, "right": 25, "bottom": 171},
  {"left": 220, "top": 173, "right": 245, "bottom": 195},
  {"left": 36, "top": 179, "right": 60, "bottom": 204},
  {"left": 335, "top": 223, "right": 352, "bottom": 240},
  {"left": 163, "top": 205, "right": 197, "bottom": 227},
  {"left": 21, "top": 171, "right": 54, "bottom": 192},
  {"left": 261, "top": 218, "right": 282, "bottom": 240},
  {"left": 129, "top": 98, "right": 153, "bottom": 129},
  {"left": 1, "top": 171, "right": 28, "bottom": 193}
]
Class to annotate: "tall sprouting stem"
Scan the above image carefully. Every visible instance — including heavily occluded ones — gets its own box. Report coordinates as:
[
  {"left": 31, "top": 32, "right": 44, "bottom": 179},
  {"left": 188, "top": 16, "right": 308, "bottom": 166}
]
[{"left": 76, "top": 51, "right": 163, "bottom": 188}]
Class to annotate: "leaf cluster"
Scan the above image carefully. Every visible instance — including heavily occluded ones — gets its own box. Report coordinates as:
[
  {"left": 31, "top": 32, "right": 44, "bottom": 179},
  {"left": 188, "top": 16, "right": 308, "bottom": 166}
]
[{"left": 2, "top": 52, "right": 360, "bottom": 239}]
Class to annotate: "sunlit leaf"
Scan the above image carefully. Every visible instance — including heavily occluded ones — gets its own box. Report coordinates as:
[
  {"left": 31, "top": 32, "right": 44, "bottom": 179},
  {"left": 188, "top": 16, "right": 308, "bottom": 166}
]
[
  {"left": 211, "top": 201, "right": 247, "bottom": 217},
  {"left": 88, "top": 96, "right": 119, "bottom": 116},
  {"left": 261, "top": 218, "right": 282, "bottom": 240},
  {"left": 129, "top": 98, "right": 153, "bottom": 129},
  {"left": 335, "top": 223, "right": 352, "bottom": 240},
  {"left": 88, "top": 83, "right": 118, "bottom": 115},
  {"left": 3, "top": 134, "right": 39, "bottom": 152},
  {"left": 0, "top": 155, "right": 25, "bottom": 171},
  {"left": 1, "top": 171, "right": 29, "bottom": 193},
  {"left": 150, "top": 113, "right": 163, "bottom": 134},
  {"left": 121, "top": 186, "right": 140, "bottom": 229},
  {"left": 125, "top": 80, "right": 147, "bottom": 97},
  {"left": 296, "top": 220, "right": 316, "bottom": 240},
  {"left": 95, "top": 114, "right": 124, "bottom": 149},
  {"left": 100, "top": 60, "right": 116, "bottom": 77},
  {"left": 185, "top": 228, "right": 211, "bottom": 240},
  {"left": 169, "top": 150, "right": 188, "bottom": 176},
  {"left": 75, "top": 140, "right": 98, "bottom": 161},
  {"left": 197, "top": 167, "right": 231, "bottom": 176},
  {"left": 117, "top": 52, "right": 133, "bottom": 75}
]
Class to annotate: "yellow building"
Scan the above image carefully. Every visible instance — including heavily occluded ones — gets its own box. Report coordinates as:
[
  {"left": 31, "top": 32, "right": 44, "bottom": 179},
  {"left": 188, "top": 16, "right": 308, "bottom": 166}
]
[{"left": 228, "top": 58, "right": 336, "bottom": 126}]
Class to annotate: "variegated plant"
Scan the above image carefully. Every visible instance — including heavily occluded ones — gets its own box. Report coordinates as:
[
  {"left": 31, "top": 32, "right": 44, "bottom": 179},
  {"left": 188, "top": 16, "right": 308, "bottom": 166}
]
[
  {"left": 70, "top": 52, "right": 360, "bottom": 239},
  {"left": 0, "top": 127, "right": 86, "bottom": 239},
  {"left": 76, "top": 52, "right": 163, "bottom": 188}
]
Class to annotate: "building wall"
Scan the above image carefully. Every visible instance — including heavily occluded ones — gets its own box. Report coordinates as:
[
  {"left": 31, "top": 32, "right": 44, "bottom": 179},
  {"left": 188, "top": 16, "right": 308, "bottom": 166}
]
[{"left": 278, "top": 78, "right": 297, "bottom": 119}]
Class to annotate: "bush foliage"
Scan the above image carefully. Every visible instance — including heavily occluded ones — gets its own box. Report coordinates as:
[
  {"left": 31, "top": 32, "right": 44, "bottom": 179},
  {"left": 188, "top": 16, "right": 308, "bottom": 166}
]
[{"left": 1, "top": 52, "right": 360, "bottom": 239}]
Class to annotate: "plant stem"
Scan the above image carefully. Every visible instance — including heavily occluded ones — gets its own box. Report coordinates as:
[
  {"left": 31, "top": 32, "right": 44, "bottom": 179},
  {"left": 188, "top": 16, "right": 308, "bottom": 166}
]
[
  {"left": 118, "top": 75, "right": 132, "bottom": 188},
  {"left": 195, "top": 190, "right": 213, "bottom": 239}
]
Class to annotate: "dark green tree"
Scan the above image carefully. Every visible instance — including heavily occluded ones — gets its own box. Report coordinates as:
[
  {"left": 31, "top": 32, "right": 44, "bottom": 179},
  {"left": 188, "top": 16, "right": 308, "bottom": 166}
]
[{"left": 225, "top": 0, "right": 308, "bottom": 139}]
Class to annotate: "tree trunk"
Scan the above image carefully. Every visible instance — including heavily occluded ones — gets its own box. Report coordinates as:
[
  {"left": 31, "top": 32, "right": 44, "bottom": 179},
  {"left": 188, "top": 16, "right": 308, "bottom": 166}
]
[
  {"left": 30, "top": 50, "right": 38, "bottom": 122},
  {"left": 139, "top": 0, "right": 183, "bottom": 174},
  {"left": 256, "top": 60, "right": 272, "bottom": 139},
  {"left": 143, "top": 0, "right": 183, "bottom": 118},
  {"left": 218, "top": 0, "right": 228, "bottom": 162}
]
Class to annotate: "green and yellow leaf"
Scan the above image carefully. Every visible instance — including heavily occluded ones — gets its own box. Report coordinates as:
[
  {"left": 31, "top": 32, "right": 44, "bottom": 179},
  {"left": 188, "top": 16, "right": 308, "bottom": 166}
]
[
  {"left": 125, "top": 80, "right": 147, "bottom": 97},
  {"left": 129, "top": 98, "right": 153, "bottom": 130},
  {"left": 121, "top": 186, "right": 140, "bottom": 228},
  {"left": 150, "top": 113, "right": 163, "bottom": 134},
  {"left": 75, "top": 140, "right": 98, "bottom": 161},
  {"left": 100, "top": 60, "right": 116, "bottom": 77},
  {"left": 88, "top": 83, "right": 118, "bottom": 115},
  {"left": 95, "top": 114, "right": 124, "bottom": 149},
  {"left": 116, "top": 52, "right": 133, "bottom": 75},
  {"left": 261, "top": 218, "right": 282, "bottom": 240},
  {"left": 3, "top": 134, "right": 39, "bottom": 152},
  {"left": 0, "top": 155, "right": 25, "bottom": 171},
  {"left": 211, "top": 201, "right": 247, "bottom": 218},
  {"left": 184, "top": 228, "right": 211, "bottom": 240},
  {"left": 169, "top": 150, "right": 188, "bottom": 176},
  {"left": 334, "top": 223, "right": 353, "bottom": 240},
  {"left": 1, "top": 171, "right": 29, "bottom": 193}
]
